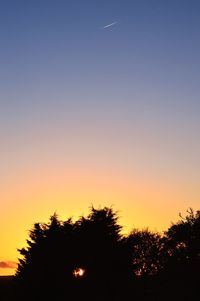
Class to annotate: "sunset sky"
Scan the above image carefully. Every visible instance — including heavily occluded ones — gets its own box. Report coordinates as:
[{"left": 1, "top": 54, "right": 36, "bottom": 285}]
[{"left": 1, "top": 0, "right": 200, "bottom": 275}]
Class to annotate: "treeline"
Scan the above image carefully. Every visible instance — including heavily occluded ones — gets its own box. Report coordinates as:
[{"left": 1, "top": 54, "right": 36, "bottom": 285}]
[{"left": 10, "top": 207, "right": 200, "bottom": 300}]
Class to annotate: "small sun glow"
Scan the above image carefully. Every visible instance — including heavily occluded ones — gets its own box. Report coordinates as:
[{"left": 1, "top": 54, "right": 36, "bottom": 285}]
[{"left": 73, "top": 267, "right": 85, "bottom": 278}]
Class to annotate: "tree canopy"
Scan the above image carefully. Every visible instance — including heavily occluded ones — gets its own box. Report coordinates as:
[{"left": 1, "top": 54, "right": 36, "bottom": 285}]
[
  {"left": 16, "top": 207, "right": 132, "bottom": 300},
  {"left": 15, "top": 207, "right": 200, "bottom": 301}
]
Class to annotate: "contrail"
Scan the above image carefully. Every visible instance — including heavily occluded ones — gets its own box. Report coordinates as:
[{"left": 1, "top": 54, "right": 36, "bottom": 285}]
[{"left": 103, "top": 21, "right": 118, "bottom": 29}]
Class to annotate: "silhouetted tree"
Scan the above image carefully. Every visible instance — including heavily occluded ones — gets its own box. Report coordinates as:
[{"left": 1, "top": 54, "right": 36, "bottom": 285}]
[
  {"left": 15, "top": 207, "right": 199, "bottom": 301},
  {"left": 127, "top": 229, "right": 166, "bottom": 276},
  {"left": 72, "top": 206, "right": 133, "bottom": 300},
  {"left": 158, "top": 209, "right": 200, "bottom": 300},
  {"left": 165, "top": 208, "right": 200, "bottom": 261},
  {"left": 16, "top": 213, "right": 75, "bottom": 300},
  {"left": 15, "top": 207, "right": 133, "bottom": 301}
]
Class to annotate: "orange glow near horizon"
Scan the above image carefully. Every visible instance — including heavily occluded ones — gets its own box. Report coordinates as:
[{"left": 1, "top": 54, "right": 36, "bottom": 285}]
[{"left": 0, "top": 163, "right": 199, "bottom": 276}]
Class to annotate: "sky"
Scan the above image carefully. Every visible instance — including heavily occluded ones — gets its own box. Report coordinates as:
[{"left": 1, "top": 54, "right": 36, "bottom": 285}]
[{"left": 0, "top": 0, "right": 200, "bottom": 275}]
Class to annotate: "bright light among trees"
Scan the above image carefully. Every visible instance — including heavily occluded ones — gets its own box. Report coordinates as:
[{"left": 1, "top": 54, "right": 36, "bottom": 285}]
[{"left": 73, "top": 267, "right": 85, "bottom": 278}]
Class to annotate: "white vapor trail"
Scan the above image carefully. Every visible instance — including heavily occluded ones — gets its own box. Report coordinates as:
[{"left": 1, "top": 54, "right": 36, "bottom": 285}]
[{"left": 103, "top": 22, "right": 118, "bottom": 29}]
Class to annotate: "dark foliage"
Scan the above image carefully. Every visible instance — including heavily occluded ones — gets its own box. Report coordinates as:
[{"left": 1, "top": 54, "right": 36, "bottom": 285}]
[
  {"left": 127, "top": 229, "right": 167, "bottom": 276},
  {"left": 159, "top": 208, "right": 200, "bottom": 300},
  {"left": 12, "top": 207, "right": 200, "bottom": 301},
  {"left": 15, "top": 207, "right": 132, "bottom": 300}
]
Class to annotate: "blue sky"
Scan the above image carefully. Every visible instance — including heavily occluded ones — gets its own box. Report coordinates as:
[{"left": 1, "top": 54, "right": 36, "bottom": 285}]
[{"left": 1, "top": 0, "right": 200, "bottom": 166}]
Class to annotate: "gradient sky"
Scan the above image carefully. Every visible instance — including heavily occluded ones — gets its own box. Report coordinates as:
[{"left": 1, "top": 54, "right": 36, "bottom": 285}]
[{"left": 1, "top": 0, "right": 200, "bottom": 275}]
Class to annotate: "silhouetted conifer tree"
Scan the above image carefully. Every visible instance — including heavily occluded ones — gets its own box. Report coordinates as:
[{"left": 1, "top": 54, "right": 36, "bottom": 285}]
[{"left": 15, "top": 207, "right": 133, "bottom": 301}]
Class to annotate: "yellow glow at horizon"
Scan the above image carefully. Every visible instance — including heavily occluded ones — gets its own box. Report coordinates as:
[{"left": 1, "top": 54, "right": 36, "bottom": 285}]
[{"left": 0, "top": 163, "right": 199, "bottom": 276}]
